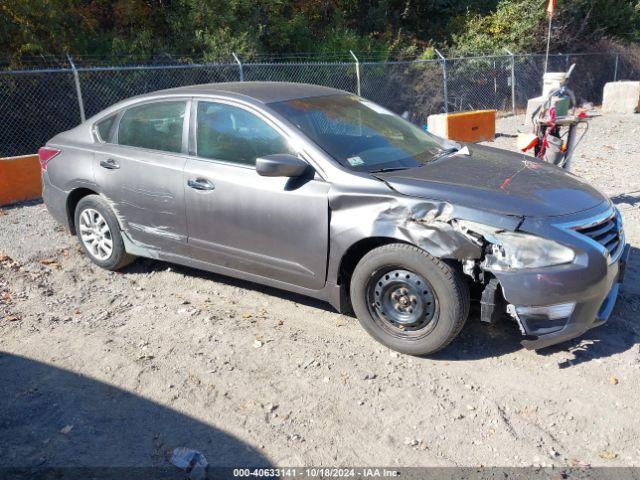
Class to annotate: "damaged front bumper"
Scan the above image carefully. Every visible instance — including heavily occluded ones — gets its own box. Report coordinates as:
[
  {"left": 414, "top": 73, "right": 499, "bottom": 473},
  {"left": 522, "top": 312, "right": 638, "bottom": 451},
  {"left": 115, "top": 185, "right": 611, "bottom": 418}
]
[{"left": 500, "top": 243, "right": 630, "bottom": 350}]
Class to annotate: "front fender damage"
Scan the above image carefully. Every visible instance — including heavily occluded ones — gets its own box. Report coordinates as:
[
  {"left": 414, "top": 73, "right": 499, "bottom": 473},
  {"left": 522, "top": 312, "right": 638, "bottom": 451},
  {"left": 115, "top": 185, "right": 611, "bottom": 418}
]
[
  {"left": 327, "top": 186, "right": 522, "bottom": 317},
  {"left": 373, "top": 201, "right": 483, "bottom": 259},
  {"left": 328, "top": 187, "right": 521, "bottom": 275}
]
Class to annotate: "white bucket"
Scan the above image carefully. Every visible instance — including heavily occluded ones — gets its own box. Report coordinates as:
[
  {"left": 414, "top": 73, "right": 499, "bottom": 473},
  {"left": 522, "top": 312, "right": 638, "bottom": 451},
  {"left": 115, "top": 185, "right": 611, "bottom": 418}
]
[{"left": 542, "top": 72, "right": 567, "bottom": 96}]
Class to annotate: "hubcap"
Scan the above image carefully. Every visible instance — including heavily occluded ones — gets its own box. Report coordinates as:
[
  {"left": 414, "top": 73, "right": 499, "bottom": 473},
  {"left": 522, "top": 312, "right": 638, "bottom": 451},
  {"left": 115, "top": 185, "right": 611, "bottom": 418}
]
[
  {"left": 79, "top": 208, "right": 113, "bottom": 261},
  {"left": 368, "top": 269, "right": 437, "bottom": 337}
]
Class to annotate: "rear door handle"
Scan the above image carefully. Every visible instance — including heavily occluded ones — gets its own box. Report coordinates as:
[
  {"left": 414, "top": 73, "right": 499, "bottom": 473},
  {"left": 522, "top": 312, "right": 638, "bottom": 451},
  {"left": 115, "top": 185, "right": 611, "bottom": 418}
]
[
  {"left": 100, "top": 158, "right": 120, "bottom": 170},
  {"left": 187, "top": 178, "right": 215, "bottom": 191}
]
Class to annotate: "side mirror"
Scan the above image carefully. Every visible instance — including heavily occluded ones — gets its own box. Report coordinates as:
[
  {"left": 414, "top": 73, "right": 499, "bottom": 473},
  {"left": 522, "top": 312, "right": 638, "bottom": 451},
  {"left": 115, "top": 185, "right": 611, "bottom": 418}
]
[{"left": 256, "top": 154, "right": 309, "bottom": 178}]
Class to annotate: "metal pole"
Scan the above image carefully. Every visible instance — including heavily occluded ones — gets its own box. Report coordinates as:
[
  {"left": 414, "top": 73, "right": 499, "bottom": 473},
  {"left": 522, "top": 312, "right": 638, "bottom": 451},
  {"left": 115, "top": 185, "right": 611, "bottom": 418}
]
[
  {"left": 504, "top": 48, "right": 516, "bottom": 117},
  {"left": 544, "top": 15, "right": 552, "bottom": 73},
  {"left": 614, "top": 53, "right": 619, "bottom": 81},
  {"left": 350, "top": 50, "right": 361, "bottom": 96},
  {"left": 66, "top": 54, "right": 86, "bottom": 123},
  {"left": 232, "top": 52, "right": 243, "bottom": 82},
  {"left": 435, "top": 49, "right": 448, "bottom": 113}
]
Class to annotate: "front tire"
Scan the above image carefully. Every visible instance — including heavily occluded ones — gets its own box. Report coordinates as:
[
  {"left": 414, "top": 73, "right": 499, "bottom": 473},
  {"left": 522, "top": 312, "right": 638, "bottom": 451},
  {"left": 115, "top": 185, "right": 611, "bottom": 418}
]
[
  {"left": 350, "top": 243, "right": 469, "bottom": 356},
  {"left": 74, "top": 195, "right": 135, "bottom": 270}
]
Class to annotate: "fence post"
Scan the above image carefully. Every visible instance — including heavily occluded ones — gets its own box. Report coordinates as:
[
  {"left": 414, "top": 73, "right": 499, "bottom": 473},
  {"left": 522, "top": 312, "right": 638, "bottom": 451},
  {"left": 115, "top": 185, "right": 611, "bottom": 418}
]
[
  {"left": 435, "top": 49, "right": 448, "bottom": 113},
  {"left": 350, "top": 50, "right": 361, "bottom": 96},
  {"left": 504, "top": 48, "right": 516, "bottom": 117},
  {"left": 66, "top": 54, "right": 86, "bottom": 123},
  {"left": 614, "top": 53, "right": 619, "bottom": 81},
  {"left": 232, "top": 52, "right": 244, "bottom": 82}
]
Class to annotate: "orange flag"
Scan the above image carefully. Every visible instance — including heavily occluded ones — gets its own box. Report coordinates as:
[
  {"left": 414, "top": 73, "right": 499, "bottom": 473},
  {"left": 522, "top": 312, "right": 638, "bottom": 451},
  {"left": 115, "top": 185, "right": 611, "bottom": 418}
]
[{"left": 547, "top": 0, "right": 555, "bottom": 16}]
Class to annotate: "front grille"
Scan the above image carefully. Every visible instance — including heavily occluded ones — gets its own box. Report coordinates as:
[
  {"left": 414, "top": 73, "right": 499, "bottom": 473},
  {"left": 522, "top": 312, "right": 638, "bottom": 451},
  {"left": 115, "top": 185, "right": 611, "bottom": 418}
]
[{"left": 574, "top": 211, "right": 624, "bottom": 261}]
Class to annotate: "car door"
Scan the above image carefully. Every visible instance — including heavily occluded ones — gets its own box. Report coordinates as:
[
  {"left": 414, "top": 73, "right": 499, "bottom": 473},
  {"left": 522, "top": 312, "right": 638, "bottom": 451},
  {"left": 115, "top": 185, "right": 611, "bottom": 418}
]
[
  {"left": 183, "top": 99, "right": 329, "bottom": 290},
  {"left": 93, "top": 99, "right": 190, "bottom": 255}
]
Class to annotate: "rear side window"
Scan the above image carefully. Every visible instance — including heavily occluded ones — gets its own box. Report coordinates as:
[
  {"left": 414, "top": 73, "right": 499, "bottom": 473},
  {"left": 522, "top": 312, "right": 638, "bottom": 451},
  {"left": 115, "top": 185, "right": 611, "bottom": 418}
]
[
  {"left": 96, "top": 116, "right": 115, "bottom": 142},
  {"left": 117, "top": 101, "right": 186, "bottom": 153},
  {"left": 196, "top": 101, "right": 293, "bottom": 165}
]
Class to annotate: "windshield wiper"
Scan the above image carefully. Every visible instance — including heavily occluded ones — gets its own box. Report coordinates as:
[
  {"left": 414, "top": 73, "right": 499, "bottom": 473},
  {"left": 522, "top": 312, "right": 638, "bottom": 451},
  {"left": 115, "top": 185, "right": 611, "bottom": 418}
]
[
  {"left": 431, "top": 145, "right": 471, "bottom": 163},
  {"left": 431, "top": 147, "right": 459, "bottom": 161},
  {"left": 368, "top": 166, "right": 412, "bottom": 174}
]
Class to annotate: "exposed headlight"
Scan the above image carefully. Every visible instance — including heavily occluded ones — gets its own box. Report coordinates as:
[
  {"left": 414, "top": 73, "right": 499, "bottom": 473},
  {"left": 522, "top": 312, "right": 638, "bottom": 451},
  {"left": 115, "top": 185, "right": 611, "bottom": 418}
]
[{"left": 458, "top": 220, "right": 575, "bottom": 270}]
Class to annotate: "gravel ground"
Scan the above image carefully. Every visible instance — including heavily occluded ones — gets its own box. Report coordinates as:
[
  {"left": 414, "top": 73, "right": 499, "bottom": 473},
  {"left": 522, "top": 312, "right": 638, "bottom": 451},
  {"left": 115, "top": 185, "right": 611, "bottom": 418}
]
[{"left": 1, "top": 114, "right": 639, "bottom": 469}]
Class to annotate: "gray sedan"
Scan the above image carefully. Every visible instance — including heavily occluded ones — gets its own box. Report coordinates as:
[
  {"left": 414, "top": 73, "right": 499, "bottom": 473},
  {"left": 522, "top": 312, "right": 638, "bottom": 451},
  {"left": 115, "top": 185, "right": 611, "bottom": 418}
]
[{"left": 40, "top": 82, "right": 629, "bottom": 355}]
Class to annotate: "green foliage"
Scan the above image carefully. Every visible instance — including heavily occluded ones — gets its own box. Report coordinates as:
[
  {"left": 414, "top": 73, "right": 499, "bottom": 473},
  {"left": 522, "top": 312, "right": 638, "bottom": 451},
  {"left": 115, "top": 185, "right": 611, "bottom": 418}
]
[
  {"left": 452, "top": 0, "right": 640, "bottom": 55},
  {"left": 1, "top": 0, "right": 639, "bottom": 63},
  {"left": 452, "top": 0, "right": 548, "bottom": 54}
]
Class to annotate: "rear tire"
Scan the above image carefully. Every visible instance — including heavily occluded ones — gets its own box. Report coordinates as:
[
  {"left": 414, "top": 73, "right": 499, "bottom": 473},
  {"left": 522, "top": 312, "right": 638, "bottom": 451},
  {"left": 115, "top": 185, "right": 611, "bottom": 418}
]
[
  {"left": 74, "top": 195, "right": 135, "bottom": 270},
  {"left": 349, "top": 243, "right": 469, "bottom": 356}
]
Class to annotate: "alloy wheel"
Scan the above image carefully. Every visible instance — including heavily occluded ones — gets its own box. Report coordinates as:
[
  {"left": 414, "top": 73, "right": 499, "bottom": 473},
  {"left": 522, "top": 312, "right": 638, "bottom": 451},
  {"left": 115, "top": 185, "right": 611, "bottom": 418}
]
[{"left": 78, "top": 208, "right": 113, "bottom": 261}]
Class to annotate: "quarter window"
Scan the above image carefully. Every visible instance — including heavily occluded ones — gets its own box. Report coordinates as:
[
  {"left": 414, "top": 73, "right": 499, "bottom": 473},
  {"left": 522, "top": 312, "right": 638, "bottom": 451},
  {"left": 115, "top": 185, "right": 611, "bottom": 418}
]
[
  {"left": 96, "top": 115, "right": 115, "bottom": 142},
  {"left": 117, "top": 101, "right": 186, "bottom": 153},
  {"left": 196, "top": 101, "right": 293, "bottom": 165}
]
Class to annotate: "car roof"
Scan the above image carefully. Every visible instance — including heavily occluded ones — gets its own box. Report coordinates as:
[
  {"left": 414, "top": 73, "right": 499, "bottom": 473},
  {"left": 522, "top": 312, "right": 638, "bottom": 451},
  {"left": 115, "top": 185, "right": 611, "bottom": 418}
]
[{"left": 150, "top": 81, "right": 348, "bottom": 104}]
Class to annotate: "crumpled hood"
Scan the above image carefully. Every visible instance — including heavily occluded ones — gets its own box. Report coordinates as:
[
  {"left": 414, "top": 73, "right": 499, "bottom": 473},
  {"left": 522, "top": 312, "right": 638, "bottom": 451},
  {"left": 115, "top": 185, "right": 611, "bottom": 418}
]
[{"left": 376, "top": 143, "right": 607, "bottom": 217}]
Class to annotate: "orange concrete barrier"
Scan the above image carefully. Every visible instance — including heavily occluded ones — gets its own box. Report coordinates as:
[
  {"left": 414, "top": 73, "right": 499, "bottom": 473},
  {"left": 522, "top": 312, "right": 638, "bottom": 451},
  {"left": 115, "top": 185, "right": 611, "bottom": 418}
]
[
  {"left": 0, "top": 154, "right": 42, "bottom": 206},
  {"left": 427, "top": 110, "right": 496, "bottom": 143}
]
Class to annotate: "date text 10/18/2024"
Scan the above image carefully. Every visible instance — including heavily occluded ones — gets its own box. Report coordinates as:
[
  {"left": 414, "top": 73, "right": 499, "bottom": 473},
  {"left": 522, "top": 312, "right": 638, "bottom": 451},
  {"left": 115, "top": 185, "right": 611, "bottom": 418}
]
[{"left": 233, "top": 468, "right": 400, "bottom": 478}]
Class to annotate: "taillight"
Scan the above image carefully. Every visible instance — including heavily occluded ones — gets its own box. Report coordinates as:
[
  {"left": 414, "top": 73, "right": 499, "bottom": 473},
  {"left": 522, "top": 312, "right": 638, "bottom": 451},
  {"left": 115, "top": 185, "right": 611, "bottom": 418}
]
[{"left": 38, "top": 147, "right": 61, "bottom": 171}]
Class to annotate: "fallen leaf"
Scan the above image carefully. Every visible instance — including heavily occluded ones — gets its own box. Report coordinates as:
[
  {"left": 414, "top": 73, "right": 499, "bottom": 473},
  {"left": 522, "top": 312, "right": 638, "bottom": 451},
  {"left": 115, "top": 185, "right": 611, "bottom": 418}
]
[
  {"left": 599, "top": 451, "right": 618, "bottom": 460},
  {"left": 570, "top": 458, "right": 591, "bottom": 467},
  {"left": 1, "top": 291, "right": 11, "bottom": 301},
  {"left": 4, "top": 315, "right": 19, "bottom": 322},
  {"left": 40, "top": 259, "right": 61, "bottom": 269},
  {"left": 0, "top": 210, "right": 7, "bottom": 216},
  {"left": 59, "top": 425, "right": 73, "bottom": 435},
  {"left": 610, "top": 376, "right": 619, "bottom": 385}
]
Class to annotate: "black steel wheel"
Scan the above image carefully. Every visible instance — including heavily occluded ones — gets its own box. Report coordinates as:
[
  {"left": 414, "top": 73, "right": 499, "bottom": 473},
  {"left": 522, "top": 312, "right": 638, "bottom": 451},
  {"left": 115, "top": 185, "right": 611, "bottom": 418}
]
[
  {"left": 350, "top": 243, "right": 469, "bottom": 356},
  {"left": 367, "top": 268, "right": 438, "bottom": 339}
]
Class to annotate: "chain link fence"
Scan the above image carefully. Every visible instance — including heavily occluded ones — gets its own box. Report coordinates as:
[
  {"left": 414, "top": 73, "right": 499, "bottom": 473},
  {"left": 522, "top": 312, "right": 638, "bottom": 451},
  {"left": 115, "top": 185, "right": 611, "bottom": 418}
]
[{"left": 1, "top": 52, "right": 638, "bottom": 157}]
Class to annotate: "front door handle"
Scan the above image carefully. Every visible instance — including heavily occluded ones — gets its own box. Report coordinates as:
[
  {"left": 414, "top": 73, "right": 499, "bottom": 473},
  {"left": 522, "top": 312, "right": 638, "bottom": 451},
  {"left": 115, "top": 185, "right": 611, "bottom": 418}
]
[
  {"left": 100, "top": 158, "right": 120, "bottom": 170},
  {"left": 187, "top": 178, "right": 215, "bottom": 191}
]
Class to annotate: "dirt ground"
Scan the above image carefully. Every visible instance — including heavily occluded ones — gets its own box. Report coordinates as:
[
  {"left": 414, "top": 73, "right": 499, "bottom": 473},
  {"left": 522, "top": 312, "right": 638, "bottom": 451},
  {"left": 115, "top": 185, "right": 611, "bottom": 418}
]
[{"left": 1, "top": 114, "right": 639, "bottom": 469}]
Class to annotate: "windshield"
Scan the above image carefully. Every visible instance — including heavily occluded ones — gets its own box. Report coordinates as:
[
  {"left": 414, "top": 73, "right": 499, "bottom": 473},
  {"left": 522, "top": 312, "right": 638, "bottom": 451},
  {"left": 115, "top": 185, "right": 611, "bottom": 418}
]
[{"left": 269, "top": 94, "right": 446, "bottom": 172}]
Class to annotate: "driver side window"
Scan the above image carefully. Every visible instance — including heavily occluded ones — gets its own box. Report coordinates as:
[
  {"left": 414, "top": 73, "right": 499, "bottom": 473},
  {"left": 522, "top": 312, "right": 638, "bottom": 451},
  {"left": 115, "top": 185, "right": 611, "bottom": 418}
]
[{"left": 196, "top": 101, "right": 295, "bottom": 166}]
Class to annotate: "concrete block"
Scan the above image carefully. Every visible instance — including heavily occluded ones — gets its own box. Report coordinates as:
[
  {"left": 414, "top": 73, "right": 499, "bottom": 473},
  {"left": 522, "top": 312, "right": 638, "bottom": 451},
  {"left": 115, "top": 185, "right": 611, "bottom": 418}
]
[
  {"left": 602, "top": 81, "right": 640, "bottom": 114},
  {"left": 427, "top": 113, "right": 448, "bottom": 139},
  {"left": 525, "top": 96, "right": 545, "bottom": 126}
]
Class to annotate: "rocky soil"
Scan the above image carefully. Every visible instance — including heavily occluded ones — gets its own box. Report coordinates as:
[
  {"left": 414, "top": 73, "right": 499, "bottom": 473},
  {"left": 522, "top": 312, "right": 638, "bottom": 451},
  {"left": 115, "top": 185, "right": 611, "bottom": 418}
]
[{"left": 1, "top": 114, "right": 639, "bottom": 469}]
